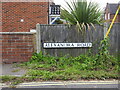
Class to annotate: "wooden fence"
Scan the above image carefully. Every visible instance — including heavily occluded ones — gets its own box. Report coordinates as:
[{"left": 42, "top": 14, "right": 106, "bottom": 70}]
[
  {"left": 36, "top": 24, "right": 104, "bottom": 57},
  {"left": 104, "top": 23, "right": 120, "bottom": 56},
  {"left": 36, "top": 23, "right": 119, "bottom": 57}
]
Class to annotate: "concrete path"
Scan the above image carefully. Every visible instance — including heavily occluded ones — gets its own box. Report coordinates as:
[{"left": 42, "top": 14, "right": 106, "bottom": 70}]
[
  {"left": 0, "top": 64, "right": 26, "bottom": 76},
  {"left": 1, "top": 80, "right": 119, "bottom": 88}
]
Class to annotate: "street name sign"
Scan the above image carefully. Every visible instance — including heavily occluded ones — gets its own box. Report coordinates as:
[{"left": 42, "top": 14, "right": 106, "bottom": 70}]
[{"left": 43, "top": 43, "right": 92, "bottom": 48}]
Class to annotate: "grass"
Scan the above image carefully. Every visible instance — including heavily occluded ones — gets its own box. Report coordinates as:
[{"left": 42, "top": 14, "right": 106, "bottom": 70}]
[
  {"left": 1, "top": 51, "right": 119, "bottom": 85},
  {"left": 0, "top": 75, "right": 17, "bottom": 83},
  {"left": 12, "top": 69, "right": 20, "bottom": 72},
  {"left": 0, "top": 75, "right": 23, "bottom": 85},
  {"left": 15, "top": 52, "right": 119, "bottom": 81}
]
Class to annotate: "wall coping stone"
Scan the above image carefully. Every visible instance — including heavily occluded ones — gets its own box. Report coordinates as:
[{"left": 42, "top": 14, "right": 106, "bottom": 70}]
[
  {"left": 0, "top": 32, "right": 36, "bottom": 35},
  {"left": 1, "top": 0, "right": 53, "bottom": 2}
]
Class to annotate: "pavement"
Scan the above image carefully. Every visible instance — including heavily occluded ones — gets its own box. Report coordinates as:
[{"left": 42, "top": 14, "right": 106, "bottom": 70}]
[
  {"left": 1, "top": 80, "right": 119, "bottom": 88},
  {"left": 18, "top": 80, "right": 119, "bottom": 88},
  {"left": 0, "top": 64, "right": 27, "bottom": 76}
]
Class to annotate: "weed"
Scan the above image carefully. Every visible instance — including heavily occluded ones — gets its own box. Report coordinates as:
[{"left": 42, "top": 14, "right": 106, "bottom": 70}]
[
  {"left": 19, "top": 48, "right": 118, "bottom": 81},
  {"left": 95, "top": 37, "right": 118, "bottom": 70},
  {"left": 9, "top": 85, "right": 17, "bottom": 88},
  {"left": 0, "top": 75, "right": 17, "bottom": 83},
  {"left": 12, "top": 69, "right": 20, "bottom": 72},
  {"left": 0, "top": 75, "right": 24, "bottom": 86},
  {"left": 2, "top": 38, "right": 118, "bottom": 83}
]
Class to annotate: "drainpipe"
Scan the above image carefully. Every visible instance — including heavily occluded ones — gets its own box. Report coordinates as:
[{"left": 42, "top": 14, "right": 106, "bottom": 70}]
[{"left": 48, "top": 0, "right": 50, "bottom": 24}]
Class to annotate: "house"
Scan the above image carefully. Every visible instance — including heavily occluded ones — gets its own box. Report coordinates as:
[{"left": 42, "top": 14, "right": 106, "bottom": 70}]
[
  {"left": 104, "top": 2, "right": 120, "bottom": 22},
  {"left": 49, "top": 4, "right": 61, "bottom": 24},
  {"left": 2, "top": 1, "right": 61, "bottom": 32}
]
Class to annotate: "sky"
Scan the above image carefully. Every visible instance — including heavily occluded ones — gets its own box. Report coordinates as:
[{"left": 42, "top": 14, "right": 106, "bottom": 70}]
[{"left": 54, "top": 0, "right": 120, "bottom": 10}]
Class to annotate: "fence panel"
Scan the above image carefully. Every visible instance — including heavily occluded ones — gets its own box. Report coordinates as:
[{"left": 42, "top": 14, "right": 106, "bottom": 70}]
[
  {"left": 108, "top": 23, "right": 120, "bottom": 55},
  {"left": 36, "top": 24, "right": 104, "bottom": 57}
]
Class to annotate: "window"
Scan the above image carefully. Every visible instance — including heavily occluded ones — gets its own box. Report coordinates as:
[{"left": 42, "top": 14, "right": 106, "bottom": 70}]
[
  {"left": 108, "top": 13, "right": 110, "bottom": 19},
  {"left": 105, "top": 14, "right": 107, "bottom": 20}
]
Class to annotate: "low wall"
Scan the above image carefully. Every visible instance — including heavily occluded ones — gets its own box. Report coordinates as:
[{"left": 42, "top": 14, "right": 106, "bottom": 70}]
[{"left": 0, "top": 32, "right": 35, "bottom": 63}]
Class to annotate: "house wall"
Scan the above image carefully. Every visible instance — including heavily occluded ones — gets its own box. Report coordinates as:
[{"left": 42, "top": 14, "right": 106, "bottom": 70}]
[
  {"left": 110, "top": 14, "right": 120, "bottom": 22},
  {"left": 1, "top": 32, "right": 35, "bottom": 63},
  {"left": 105, "top": 4, "right": 120, "bottom": 22},
  {"left": 104, "top": 7, "right": 109, "bottom": 20},
  {"left": 2, "top": 2, "right": 49, "bottom": 32},
  {"left": 104, "top": 13, "right": 120, "bottom": 22}
]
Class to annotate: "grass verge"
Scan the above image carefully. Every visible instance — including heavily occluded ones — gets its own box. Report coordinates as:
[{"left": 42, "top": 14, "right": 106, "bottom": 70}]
[{"left": 1, "top": 51, "right": 119, "bottom": 85}]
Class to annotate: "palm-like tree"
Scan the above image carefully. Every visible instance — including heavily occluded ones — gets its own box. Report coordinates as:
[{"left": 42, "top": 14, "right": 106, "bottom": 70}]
[{"left": 61, "top": 0, "right": 103, "bottom": 33}]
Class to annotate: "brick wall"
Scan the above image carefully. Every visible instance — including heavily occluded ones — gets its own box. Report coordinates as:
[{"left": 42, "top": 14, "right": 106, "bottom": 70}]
[
  {"left": 110, "top": 14, "right": 120, "bottom": 22},
  {"left": 1, "top": 32, "right": 35, "bottom": 63},
  {"left": 1, "top": 1, "right": 50, "bottom": 63},
  {"left": 2, "top": 2, "right": 49, "bottom": 32}
]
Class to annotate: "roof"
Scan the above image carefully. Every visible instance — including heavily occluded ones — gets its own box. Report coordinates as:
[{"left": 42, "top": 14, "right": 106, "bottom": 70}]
[{"left": 106, "top": 3, "right": 120, "bottom": 14}]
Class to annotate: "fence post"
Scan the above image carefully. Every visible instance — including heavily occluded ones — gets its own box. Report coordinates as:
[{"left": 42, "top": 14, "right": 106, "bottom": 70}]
[
  {"left": 104, "top": 23, "right": 109, "bottom": 38},
  {"left": 36, "top": 23, "right": 41, "bottom": 53},
  {"left": 32, "top": 32, "right": 37, "bottom": 52},
  {"left": 116, "top": 23, "right": 119, "bottom": 56}
]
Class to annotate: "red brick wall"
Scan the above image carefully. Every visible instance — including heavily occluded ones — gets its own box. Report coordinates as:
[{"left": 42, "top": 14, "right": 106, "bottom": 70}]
[
  {"left": 1, "top": 33, "right": 35, "bottom": 63},
  {"left": 0, "top": 35, "right": 2, "bottom": 63},
  {"left": 110, "top": 14, "right": 120, "bottom": 22},
  {"left": 2, "top": 2, "right": 49, "bottom": 32}
]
